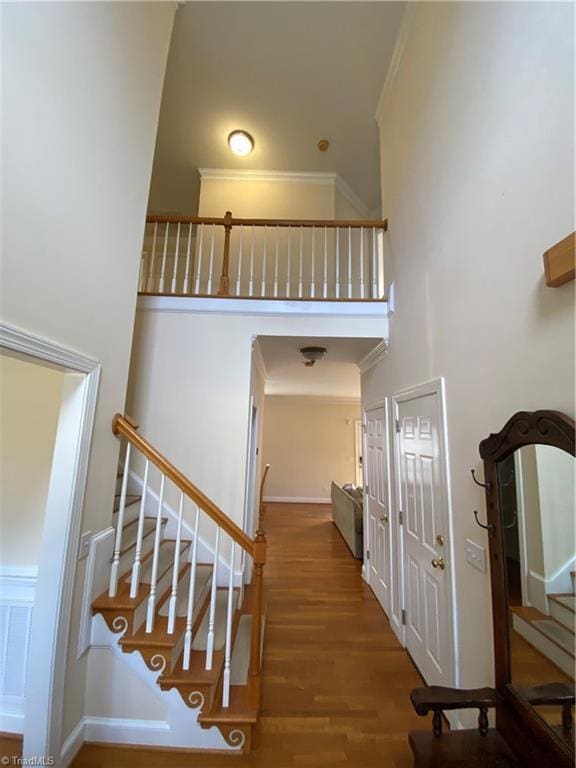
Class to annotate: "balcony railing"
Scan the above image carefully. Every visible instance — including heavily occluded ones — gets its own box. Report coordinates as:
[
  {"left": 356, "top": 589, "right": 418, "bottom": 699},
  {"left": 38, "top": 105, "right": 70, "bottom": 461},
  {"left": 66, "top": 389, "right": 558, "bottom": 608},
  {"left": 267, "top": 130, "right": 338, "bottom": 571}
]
[{"left": 139, "top": 212, "right": 388, "bottom": 301}]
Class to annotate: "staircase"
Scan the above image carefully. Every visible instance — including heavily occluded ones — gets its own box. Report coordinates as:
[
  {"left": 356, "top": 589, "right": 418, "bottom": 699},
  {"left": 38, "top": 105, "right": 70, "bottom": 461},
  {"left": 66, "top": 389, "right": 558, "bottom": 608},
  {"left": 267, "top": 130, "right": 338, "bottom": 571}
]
[
  {"left": 512, "top": 571, "right": 575, "bottom": 678},
  {"left": 91, "top": 414, "right": 266, "bottom": 752}
]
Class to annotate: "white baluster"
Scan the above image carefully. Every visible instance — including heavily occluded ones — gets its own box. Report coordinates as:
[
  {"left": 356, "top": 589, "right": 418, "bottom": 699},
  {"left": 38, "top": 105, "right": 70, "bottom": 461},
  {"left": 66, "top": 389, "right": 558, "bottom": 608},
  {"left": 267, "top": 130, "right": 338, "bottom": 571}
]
[
  {"left": 167, "top": 491, "right": 184, "bottom": 634},
  {"left": 109, "top": 443, "right": 131, "bottom": 597},
  {"left": 159, "top": 222, "right": 169, "bottom": 293},
  {"left": 323, "top": 226, "right": 328, "bottom": 299},
  {"left": 335, "top": 227, "right": 340, "bottom": 299},
  {"left": 183, "top": 222, "right": 193, "bottom": 295},
  {"left": 145, "top": 473, "right": 165, "bottom": 633},
  {"left": 360, "top": 226, "right": 365, "bottom": 299},
  {"left": 171, "top": 222, "right": 181, "bottom": 294},
  {"left": 183, "top": 505, "right": 200, "bottom": 671},
  {"left": 147, "top": 222, "right": 158, "bottom": 292},
  {"left": 371, "top": 227, "right": 378, "bottom": 298},
  {"left": 129, "top": 458, "right": 149, "bottom": 598},
  {"left": 235, "top": 225, "right": 243, "bottom": 296},
  {"left": 273, "top": 227, "right": 279, "bottom": 298},
  {"left": 298, "top": 226, "right": 303, "bottom": 298},
  {"left": 138, "top": 254, "right": 146, "bottom": 293},
  {"left": 194, "top": 223, "right": 204, "bottom": 295},
  {"left": 207, "top": 224, "right": 216, "bottom": 295},
  {"left": 260, "top": 226, "right": 267, "bottom": 297},
  {"left": 249, "top": 226, "right": 255, "bottom": 297},
  {"left": 348, "top": 226, "right": 353, "bottom": 298},
  {"left": 205, "top": 526, "right": 220, "bottom": 670},
  {"left": 285, "top": 227, "right": 291, "bottom": 297},
  {"left": 222, "top": 540, "right": 236, "bottom": 708},
  {"left": 310, "top": 227, "right": 315, "bottom": 298}
]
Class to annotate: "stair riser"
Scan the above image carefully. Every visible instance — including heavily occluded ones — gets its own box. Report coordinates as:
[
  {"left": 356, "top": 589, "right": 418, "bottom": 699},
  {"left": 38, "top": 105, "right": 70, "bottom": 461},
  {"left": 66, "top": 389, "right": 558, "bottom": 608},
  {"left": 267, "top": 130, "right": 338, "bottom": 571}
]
[
  {"left": 513, "top": 613, "right": 575, "bottom": 677},
  {"left": 549, "top": 600, "right": 576, "bottom": 634},
  {"left": 113, "top": 502, "right": 141, "bottom": 527}
]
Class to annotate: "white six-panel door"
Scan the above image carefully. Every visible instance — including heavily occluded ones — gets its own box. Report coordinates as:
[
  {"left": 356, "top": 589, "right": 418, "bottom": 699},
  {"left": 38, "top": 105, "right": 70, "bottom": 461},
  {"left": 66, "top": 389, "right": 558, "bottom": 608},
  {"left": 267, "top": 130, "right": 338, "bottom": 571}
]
[
  {"left": 365, "top": 406, "right": 391, "bottom": 617},
  {"left": 395, "top": 385, "right": 454, "bottom": 687}
]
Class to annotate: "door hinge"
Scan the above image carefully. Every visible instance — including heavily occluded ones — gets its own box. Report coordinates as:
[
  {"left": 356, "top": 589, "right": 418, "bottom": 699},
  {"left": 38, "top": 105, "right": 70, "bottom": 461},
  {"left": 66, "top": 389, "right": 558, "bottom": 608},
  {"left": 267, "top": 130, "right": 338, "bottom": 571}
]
[
  {"left": 396, "top": 418, "right": 401, "bottom": 433},
  {"left": 402, "top": 609, "right": 406, "bottom": 625},
  {"left": 399, "top": 510, "right": 403, "bottom": 526},
  {"left": 366, "top": 549, "right": 370, "bottom": 560}
]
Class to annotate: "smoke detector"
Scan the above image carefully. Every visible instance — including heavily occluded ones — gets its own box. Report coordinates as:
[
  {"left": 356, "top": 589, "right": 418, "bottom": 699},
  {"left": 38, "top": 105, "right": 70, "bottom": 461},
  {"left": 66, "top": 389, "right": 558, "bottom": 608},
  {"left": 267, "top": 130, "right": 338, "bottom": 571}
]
[{"left": 300, "top": 346, "right": 327, "bottom": 367}]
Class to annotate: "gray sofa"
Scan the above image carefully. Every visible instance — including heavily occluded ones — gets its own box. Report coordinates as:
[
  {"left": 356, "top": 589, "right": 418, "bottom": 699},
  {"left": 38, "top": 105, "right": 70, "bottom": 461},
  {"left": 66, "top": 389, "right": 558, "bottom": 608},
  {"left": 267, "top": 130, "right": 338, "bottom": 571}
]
[{"left": 330, "top": 482, "right": 363, "bottom": 559}]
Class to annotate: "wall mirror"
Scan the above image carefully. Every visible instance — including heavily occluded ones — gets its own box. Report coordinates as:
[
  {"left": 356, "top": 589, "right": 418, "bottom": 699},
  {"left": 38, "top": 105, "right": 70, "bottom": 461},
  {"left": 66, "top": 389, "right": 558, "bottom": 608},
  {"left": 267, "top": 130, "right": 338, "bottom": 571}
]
[{"left": 479, "top": 411, "right": 575, "bottom": 767}]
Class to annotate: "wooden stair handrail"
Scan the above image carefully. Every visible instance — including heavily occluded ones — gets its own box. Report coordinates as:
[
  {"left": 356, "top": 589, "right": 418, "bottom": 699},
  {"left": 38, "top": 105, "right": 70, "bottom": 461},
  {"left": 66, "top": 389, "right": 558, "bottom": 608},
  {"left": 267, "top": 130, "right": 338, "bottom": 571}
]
[
  {"left": 146, "top": 213, "right": 388, "bottom": 231},
  {"left": 112, "top": 413, "right": 258, "bottom": 560}
]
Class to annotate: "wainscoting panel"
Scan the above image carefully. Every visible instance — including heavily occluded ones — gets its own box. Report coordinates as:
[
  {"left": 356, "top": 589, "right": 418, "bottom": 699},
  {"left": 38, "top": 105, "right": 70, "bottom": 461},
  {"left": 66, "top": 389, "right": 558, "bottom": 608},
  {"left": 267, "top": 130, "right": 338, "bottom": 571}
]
[{"left": 0, "top": 566, "right": 37, "bottom": 732}]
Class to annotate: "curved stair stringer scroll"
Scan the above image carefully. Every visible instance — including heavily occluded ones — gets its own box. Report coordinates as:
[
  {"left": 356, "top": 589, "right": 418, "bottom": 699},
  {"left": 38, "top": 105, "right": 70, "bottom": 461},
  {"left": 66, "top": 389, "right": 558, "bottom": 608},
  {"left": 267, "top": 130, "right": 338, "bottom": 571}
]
[{"left": 88, "top": 613, "right": 243, "bottom": 751}]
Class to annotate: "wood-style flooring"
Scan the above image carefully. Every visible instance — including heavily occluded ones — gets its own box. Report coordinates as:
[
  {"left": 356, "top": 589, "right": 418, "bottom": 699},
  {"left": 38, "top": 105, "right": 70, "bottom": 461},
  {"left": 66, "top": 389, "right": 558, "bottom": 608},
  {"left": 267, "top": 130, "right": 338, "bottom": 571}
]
[{"left": 4, "top": 503, "right": 425, "bottom": 767}]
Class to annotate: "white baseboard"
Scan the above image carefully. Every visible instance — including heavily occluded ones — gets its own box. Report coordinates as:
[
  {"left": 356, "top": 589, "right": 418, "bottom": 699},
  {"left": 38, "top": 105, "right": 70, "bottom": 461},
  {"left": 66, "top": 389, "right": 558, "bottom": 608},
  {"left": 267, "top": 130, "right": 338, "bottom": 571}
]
[
  {"left": 264, "top": 496, "right": 331, "bottom": 504},
  {"left": 0, "top": 709, "right": 24, "bottom": 734}
]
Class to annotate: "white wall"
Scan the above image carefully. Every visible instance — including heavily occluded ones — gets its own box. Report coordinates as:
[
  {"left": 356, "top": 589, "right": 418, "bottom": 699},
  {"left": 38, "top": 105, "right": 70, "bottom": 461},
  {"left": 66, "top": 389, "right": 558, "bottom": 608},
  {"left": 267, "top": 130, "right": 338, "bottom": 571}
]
[
  {"left": 364, "top": 0, "right": 574, "bottom": 694},
  {"left": 1, "top": 1, "right": 175, "bottom": 746},
  {"left": 262, "top": 397, "right": 360, "bottom": 501},
  {"left": 126, "top": 305, "right": 386, "bottom": 539},
  {"left": 0, "top": 354, "right": 64, "bottom": 566}
]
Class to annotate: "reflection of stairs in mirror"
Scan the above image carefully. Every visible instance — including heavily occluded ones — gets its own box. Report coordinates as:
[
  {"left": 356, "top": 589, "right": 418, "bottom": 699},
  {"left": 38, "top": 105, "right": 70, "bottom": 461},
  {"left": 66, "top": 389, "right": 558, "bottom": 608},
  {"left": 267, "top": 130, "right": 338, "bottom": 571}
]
[{"left": 511, "top": 578, "right": 575, "bottom": 678}]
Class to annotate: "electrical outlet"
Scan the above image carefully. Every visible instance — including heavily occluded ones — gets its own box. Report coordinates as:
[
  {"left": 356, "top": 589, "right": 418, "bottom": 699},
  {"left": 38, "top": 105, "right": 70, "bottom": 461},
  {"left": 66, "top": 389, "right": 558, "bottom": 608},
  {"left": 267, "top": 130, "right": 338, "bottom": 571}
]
[
  {"left": 78, "top": 530, "right": 92, "bottom": 561},
  {"left": 465, "top": 538, "right": 486, "bottom": 573}
]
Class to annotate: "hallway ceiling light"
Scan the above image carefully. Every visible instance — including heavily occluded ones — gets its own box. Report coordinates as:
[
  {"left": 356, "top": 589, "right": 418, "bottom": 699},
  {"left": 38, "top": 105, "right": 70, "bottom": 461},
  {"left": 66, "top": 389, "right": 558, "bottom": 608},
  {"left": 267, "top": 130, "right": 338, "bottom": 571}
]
[
  {"left": 300, "top": 346, "right": 327, "bottom": 367},
  {"left": 228, "top": 130, "right": 254, "bottom": 156}
]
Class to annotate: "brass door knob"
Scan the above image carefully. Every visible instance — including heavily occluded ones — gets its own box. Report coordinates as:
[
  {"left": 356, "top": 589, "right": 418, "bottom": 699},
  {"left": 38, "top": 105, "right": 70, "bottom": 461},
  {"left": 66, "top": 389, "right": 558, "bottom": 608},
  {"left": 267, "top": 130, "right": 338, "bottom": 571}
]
[
  {"left": 380, "top": 514, "right": 389, "bottom": 523},
  {"left": 431, "top": 556, "right": 446, "bottom": 570},
  {"left": 436, "top": 534, "right": 445, "bottom": 546}
]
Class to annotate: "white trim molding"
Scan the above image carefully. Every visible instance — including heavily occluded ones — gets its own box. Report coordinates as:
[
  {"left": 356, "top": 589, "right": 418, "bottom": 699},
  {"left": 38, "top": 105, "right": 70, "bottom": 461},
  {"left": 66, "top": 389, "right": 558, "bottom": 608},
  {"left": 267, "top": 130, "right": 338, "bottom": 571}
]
[
  {"left": 198, "top": 168, "right": 372, "bottom": 219},
  {"left": 0, "top": 322, "right": 101, "bottom": 762},
  {"left": 374, "top": 4, "right": 417, "bottom": 125},
  {"left": 137, "top": 295, "right": 389, "bottom": 319},
  {"left": 357, "top": 340, "right": 388, "bottom": 374},
  {"left": 251, "top": 337, "right": 268, "bottom": 381}
]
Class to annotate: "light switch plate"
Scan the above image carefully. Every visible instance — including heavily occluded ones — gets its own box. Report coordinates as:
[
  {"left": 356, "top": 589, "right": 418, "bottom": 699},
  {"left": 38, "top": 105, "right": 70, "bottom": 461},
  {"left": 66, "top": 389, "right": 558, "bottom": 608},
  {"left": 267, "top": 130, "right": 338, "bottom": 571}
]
[
  {"left": 79, "top": 530, "right": 92, "bottom": 561},
  {"left": 465, "top": 538, "right": 486, "bottom": 573}
]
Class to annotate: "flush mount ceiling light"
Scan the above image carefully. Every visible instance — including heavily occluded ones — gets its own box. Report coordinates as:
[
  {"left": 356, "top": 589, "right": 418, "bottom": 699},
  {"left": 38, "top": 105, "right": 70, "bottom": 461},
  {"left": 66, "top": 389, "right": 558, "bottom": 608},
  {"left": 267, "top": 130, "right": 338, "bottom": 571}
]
[
  {"left": 300, "top": 346, "right": 327, "bottom": 367},
  {"left": 228, "top": 130, "right": 254, "bottom": 156}
]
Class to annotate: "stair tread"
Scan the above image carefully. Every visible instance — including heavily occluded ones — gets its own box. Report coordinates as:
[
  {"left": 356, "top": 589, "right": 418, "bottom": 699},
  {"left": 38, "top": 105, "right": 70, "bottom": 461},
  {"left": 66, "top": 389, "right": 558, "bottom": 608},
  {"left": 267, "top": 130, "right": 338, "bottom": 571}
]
[
  {"left": 549, "top": 593, "right": 576, "bottom": 614},
  {"left": 200, "top": 685, "right": 258, "bottom": 725},
  {"left": 530, "top": 618, "right": 576, "bottom": 655},
  {"left": 113, "top": 494, "right": 141, "bottom": 513},
  {"left": 92, "top": 541, "right": 188, "bottom": 611},
  {"left": 157, "top": 565, "right": 212, "bottom": 618},
  {"left": 127, "top": 540, "right": 190, "bottom": 586},
  {"left": 121, "top": 614, "right": 188, "bottom": 649},
  {"left": 118, "top": 517, "right": 158, "bottom": 555}
]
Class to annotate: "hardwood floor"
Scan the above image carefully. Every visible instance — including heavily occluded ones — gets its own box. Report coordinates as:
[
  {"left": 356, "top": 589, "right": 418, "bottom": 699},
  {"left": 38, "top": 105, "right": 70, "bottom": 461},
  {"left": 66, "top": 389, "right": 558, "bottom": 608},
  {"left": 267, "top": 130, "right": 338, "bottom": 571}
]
[{"left": 5, "top": 504, "right": 424, "bottom": 767}]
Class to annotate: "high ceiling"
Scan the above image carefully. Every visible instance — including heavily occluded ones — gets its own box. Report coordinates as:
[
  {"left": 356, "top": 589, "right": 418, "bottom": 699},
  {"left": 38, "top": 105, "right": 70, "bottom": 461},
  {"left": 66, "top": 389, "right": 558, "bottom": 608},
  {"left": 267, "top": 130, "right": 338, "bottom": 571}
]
[
  {"left": 257, "top": 336, "right": 383, "bottom": 398},
  {"left": 148, "top": 2, "right": 406, "bottom": 217}
]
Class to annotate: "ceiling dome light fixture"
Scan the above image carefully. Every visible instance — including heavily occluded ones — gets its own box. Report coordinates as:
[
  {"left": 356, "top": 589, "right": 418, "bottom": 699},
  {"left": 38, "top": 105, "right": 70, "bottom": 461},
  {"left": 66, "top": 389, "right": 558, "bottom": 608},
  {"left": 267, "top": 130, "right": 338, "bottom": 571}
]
[
  {"left": 228, "top": 130, "right": 254, "bottom": 157},
  {"left": 300, "top": 346, "right": 327, "bottom": 367}
]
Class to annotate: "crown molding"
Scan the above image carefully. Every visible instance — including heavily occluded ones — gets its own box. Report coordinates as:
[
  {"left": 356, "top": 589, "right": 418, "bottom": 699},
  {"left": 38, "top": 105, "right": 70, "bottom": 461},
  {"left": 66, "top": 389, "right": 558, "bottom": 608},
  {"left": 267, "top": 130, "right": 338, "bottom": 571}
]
[
  {"left": 198, "top": 168, "right": 372, "bottom": 217},
  {"left": 357, "top": 340, "right": 388, "bottom": 374},
  {"left": 264, "top": 394, "right": 361, "bottom": 405},
  {"left": 198, "top": 168, "right": 338, "bottom": 185},
  {"left": 375, "top": 4, "right": 417, "bottom": 125}
]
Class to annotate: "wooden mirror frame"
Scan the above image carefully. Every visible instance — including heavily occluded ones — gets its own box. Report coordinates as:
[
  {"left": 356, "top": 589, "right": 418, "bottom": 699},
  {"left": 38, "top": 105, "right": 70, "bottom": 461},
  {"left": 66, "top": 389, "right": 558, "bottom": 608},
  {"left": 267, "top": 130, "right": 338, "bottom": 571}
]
[{"left": 479, "top": 410, "right": 575, "bottom": 768}]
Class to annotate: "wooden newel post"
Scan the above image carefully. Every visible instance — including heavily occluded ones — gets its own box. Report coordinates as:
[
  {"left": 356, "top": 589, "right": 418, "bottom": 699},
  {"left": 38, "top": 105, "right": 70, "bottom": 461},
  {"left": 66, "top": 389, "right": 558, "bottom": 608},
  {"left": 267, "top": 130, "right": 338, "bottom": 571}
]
[
  {"left": 248, "top": 528, "right": 266, "bottom": 706},
  {"left": 218, "top": 210, "right": 233, "bottom": 296}
]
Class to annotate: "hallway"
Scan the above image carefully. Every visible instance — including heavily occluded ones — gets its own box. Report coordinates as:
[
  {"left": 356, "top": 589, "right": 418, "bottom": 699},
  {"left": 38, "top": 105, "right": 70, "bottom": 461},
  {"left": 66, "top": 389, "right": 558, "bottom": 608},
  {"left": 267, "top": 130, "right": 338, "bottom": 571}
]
[{"left": 69, "top": 503, "right": 423, "bottom": 767}]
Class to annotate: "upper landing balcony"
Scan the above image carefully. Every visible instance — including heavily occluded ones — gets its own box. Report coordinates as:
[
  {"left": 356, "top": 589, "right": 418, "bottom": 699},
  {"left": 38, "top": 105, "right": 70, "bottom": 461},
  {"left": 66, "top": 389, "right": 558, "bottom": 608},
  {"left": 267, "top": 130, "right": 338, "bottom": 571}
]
[{"left": 137, "top": 212, "right": 389, "bottom": 318}]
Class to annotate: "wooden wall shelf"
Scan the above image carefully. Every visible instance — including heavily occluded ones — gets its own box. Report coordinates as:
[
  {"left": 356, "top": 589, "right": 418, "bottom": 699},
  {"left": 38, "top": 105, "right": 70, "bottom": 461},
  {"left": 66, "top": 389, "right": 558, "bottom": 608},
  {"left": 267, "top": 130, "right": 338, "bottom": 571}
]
[{"left": 543, "top": 232, "right": 575, "bottom": 287}]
